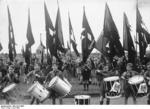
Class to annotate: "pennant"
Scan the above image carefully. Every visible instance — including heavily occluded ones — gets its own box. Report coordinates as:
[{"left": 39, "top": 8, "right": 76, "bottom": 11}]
[
  {"left": 8, "top": 6, "right": 16, "bottom": 62},
  {"left": 97, "top": 3, "right": 124, "bottom": 62},
  {"left": 21, "top": 45, "right": 25, "bottom": 57},
  {"left": 0, "top": 42, "right": 2, "bottom": 51},
  {"left": 26, "top": 9, "right": 35, "bottom": 47},
  {"left": 136, "top": 4, "right": 148, "bottom": 61},
  {"left": 55, "top": 7, "right": 65, "bottom": 49},
  {"left": 123, "top": 13, "right": 136, "bottom": 64},
  {"left": 24, "top": 44, "right": 31, "bottom": 65},
  {"left": 44, "top": 2, "right": 59, "bottom": 62},
  {"left": 68, "top": 13, "right": 80, "bottom": 57},
  {"left": 81, "top": 7, "right": 95, "bottom": 63},
  {"left": 67, "top": 41, "right": 70, "bottom": 50}
]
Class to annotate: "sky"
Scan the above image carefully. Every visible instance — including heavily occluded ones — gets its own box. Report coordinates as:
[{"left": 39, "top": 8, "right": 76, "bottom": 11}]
[{"left": 0, "top": 0, "right": 150, "bottom": 53}]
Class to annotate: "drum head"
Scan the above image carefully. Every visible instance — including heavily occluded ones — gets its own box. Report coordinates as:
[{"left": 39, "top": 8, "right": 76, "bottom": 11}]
[
  {"left": 2, "top": 83, "right": 16, "bottom": 93},
  {"left": 104, "top": 76, "right": 119, "bottom": 82},
  {"left": 75, "top": 95, "right": 90, "bottom": 99},
  {"left": 49, "top": 76, "right": 58, "bottom": 88},
  {"left": 128, "top": 75, "right": 144, "bottom": 84}
]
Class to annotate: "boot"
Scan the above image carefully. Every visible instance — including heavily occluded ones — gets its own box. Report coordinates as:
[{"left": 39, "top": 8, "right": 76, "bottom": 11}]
[
  {"left": 147, "top": 100, "right": 150, "bottom": 104},
  {"left": 100, "top": 101, "right": 103, "bottom": 105},
  {"left": 106, "top": 99, "right": 110, "bottom": 105}
]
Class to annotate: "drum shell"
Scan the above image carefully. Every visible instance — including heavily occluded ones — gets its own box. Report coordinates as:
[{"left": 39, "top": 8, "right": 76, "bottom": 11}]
[
  {"left": 128, "top": 75, "right": 147, "bottom": 97},
  {"left": 74, "top": 95, "right": 90, "bottom": 105},
  {"left": 27, "top": 82, "right": 49, "bottom": 101},
  {"left": 103, "top": 76, "right": 121, "bottom": 99},
  {"left": 49, "top": 76, "right": 72, "bottom": 97}
]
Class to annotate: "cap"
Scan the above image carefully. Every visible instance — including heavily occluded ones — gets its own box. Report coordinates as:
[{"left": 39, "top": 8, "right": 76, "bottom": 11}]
[{"left": 127, "top": 63, "right": 133, "bottom": 67}]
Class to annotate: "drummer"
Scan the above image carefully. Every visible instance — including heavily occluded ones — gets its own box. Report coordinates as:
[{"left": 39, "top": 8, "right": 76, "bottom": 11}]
[
  {"left": 143, "top": 62, "right": 150, "bottom": 104},
  {"left": 44, "top": 63, "right": 64, "bottom": 105},
  {"left": 121, "top": 63, "right": 138, "bottom": 104},
  {"left": 26, "top": 63, "right": 45, "bottom": 104},
  {"left": 99, "top": 64, "right": 118, "bottom": 105},
  {"left": 2, "top": 65, "right": 20, "bottom": 104}
]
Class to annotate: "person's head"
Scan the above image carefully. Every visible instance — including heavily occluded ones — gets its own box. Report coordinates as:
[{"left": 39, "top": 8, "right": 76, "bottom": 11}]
[
  {"left": 126, "top": 63, "right": 133, "bottom": 71},
  {"left": 103, "top": 65, "right": 109, "bottom": 71},
  {"left": 84, "top": 64, "right": 89, "bottom": 70},
  {"left": 146, "top": 62, "right": 150, "bottom": 71},
  {"left": 8, "top": 65, "right": 14, "bottom": 74}
]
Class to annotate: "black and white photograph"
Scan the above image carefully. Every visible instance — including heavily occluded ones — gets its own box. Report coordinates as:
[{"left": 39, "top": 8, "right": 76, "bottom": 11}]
[{"left": 0, "top": 0, "right": 150, "bottom": 106}]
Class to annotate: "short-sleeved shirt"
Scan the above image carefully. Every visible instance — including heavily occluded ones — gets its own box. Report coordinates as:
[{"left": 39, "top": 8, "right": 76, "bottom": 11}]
[
  {"left": 144, "top": 71, "right": 150, "bottom": 78},
  {"left": 122, "top": 70, "right": 138, "bottom": 80}
]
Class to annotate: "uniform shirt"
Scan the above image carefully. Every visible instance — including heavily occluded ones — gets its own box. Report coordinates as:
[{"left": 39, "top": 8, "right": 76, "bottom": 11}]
[
  {"left": 144, "top": 70, "right": 150, "bottom": 80},
  {"left": 82, "top": 67, "right": 91, "bottom": 81},
  {"left": 3, "top": 72, "right": 19, "bottom": 86},
  {"left": 122, "top": 70, "right": 138, "bottom": 80}
]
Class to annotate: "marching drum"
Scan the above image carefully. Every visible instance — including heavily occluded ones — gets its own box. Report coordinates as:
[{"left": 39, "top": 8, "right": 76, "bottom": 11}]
[
  {"left": 128, "top": 75, "right": 147, "bottom": 97},
  {"left": 2, "top": 83, "right": 16, "bottom": 93},
  {"left": 27, "top": 81, "right": 49, "bottom": 101},
  {"left": 103, "top": 76, "right": 121, "bottom": 99},
  {"left": 74, "top": 95, "right": 91, "bottom": 105},
  {"left": 48, "top": 76, "right": 72, "bottom": 97}
]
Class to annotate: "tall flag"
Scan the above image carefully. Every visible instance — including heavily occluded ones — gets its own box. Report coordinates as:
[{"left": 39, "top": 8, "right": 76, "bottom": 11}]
[
  {"left": 24, "top": 44, "right": 31, "bottom": 66},
  {"left": 55, "top": 6, "right": 67, "bottom": 54},
  {"left": 21, "top": 45, "right": 25, "bottom": 57},
  {"left": 7, "top": 6, "right": 16, "bottom": 62},
  {"left": 81, "top": 7, "right": 95, "bottom": 63},
  {"left": 44, "top": 2, "right": 59, "bottom": 62},
  {"left": 40, "top": 37, "right": 45, "bottom": 64},
  {"left": 136, "top": 3, "right": 150, "bottom": 62},
  {"left": 136, "top": 2, "right": 150, "bottom": 62},
  {"left": 123, "top": 13, "right": 136, "bottom": 64},
  {"left": 67, "top": 41, "right": 70, "bottom": 50},
  {"left": 68, "top": 13, "right": 80, "bottom": 57},
  {"left": 0, "top": 42, "right": 2, "bottom": 51},
  {"left": 96, "top": 3, "right": 124, "bottom": 62},
  {"left": 26, "top": 9, "right": 35, "bottom": 47},
  {"left": 44, "top": 2, "right": 55, "bottom": 48}
]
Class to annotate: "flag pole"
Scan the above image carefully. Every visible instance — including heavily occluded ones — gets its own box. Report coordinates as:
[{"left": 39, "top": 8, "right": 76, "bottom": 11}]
[{"left": 135, "top": 0, "right": 138, "bottom": 63}]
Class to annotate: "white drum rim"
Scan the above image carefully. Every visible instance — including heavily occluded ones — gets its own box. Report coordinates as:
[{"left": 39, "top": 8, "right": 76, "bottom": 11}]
[
  {"left": 106, "top": 94, "right": 121, "bottom": 99},
  {"left": 49, "top": 76, "right": 59, "bottom": 88},
  {"left": 74, "top": 95, "right": 91, "bottom": 99},
  {"left": 27, "top": 81, "right": 40, "bottom": 93},
  {"left": 104, "top": 76, "right": 119, "bottom": 82},
  {"left": 128, "top": 75, "right": 144, "bottom": 84},
  {"left": 2, "top": 83, "right": 16, "bottom": 93}
]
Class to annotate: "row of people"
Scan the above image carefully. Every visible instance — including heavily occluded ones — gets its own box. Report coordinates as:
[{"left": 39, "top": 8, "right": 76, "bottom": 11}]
[{"left": 98, "top": 62, "right": 150, "bottom": 105}]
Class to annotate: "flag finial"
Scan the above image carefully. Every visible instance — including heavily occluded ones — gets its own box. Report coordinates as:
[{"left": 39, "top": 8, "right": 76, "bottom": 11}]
[{"left": 57, "top": 0, "right": 59, "bottom": 7}]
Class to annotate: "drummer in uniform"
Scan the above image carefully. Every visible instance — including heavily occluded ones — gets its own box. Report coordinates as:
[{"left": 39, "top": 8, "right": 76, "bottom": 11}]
[
  {"left": 44, "top": 63, "right": 64, "bottom": 105},
  {"left": 121, "top": 63, "right": 138, "bottom": 104},
  {"left": 99, "top": 64, "right": 118, "bottom": 105},
  {"left": 143, "top": 62, "right": 150, "bottom": 104},
  {"left": 26, "top": 63, "right": 45, "bottom": 104},
  {"left": 2, "top": 65, "right": 20, "bottom": 104}
]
